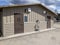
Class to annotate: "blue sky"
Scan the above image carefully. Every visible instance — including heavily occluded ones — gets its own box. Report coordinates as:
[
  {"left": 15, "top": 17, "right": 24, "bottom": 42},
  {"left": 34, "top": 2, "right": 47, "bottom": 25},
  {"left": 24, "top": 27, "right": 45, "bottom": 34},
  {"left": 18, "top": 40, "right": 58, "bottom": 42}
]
[
  {"left": 0, "top": 0, "right": 60, "bottom": 13},
  {"left": 0, "top": 0, "right": 11, "bottom": 5}
]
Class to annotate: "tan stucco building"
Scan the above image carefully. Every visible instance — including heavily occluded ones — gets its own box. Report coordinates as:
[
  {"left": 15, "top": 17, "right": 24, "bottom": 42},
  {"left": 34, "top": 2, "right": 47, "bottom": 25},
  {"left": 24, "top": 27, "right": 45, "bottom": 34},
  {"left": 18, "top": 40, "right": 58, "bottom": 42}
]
[{"left": 0, "top": 3, "right": 57, "bottom": 37}]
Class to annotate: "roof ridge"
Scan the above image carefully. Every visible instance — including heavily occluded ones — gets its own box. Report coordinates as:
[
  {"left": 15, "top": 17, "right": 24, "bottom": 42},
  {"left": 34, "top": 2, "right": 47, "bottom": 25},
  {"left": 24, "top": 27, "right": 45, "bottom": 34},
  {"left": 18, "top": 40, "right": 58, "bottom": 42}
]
[{"left": 0, "top": 3, "right": 57, "bottom": 15}]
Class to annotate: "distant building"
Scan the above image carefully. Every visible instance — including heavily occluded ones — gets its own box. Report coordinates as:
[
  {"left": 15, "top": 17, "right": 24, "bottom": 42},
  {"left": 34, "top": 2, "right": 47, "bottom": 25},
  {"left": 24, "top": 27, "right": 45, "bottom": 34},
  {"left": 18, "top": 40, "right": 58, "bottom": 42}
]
[
  {"left": 55, "top": 13, "right": 60, "bottom": 22},
  {"left": 0, "top": 3, "right": 57, "bottom": 37}
]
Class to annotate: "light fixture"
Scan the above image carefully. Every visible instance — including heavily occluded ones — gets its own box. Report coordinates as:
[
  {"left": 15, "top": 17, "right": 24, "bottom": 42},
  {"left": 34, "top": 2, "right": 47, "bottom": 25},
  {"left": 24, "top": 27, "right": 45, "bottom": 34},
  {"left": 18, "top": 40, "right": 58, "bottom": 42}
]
[
  {"left": 43, "top": 11, "right": 47, "bottom": 14},
  {"left": 25, "top": 8, "right": 31, "bottom": 13}
]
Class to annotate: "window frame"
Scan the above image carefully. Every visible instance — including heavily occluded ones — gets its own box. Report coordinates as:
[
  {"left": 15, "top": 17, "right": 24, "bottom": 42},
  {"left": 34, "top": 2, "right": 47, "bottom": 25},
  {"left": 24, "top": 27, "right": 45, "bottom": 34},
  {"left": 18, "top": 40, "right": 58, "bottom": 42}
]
[{"left": 24, "top": 16, "right": 28, "bottom": 22}]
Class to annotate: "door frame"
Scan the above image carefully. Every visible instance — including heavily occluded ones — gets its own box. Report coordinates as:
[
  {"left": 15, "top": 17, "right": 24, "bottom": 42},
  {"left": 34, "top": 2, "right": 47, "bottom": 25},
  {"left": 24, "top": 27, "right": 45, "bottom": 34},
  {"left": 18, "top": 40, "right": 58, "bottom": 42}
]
[
  {"left": 0, "top": 9, "right": 3, "bottom": 37},
  {"left": 47, "top": 16, "right": 51, "bottom": 28},
  {"left": 14, "top": 13, "right": 24, "bottom": 34}
]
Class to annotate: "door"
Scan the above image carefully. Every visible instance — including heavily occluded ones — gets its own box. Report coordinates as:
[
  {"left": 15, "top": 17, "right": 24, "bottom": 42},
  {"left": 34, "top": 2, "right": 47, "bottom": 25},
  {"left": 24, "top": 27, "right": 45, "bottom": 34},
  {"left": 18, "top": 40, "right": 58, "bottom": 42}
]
[
  {"left": 14, "top": 13, "right": 24, "bottom": 34},
  {"left": 47, "top": 16, "right": 51, "bottom": 28},
  {"left": 0, "top": 9, "right": 3, "bottom": 37}
]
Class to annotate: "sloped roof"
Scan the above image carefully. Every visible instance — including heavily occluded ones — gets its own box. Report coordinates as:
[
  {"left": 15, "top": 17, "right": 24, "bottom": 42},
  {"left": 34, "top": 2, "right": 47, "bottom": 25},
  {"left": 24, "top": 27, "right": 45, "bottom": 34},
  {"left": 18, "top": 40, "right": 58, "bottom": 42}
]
[{"left": 0, "top": 3, "right": 57, "bottom": 15}]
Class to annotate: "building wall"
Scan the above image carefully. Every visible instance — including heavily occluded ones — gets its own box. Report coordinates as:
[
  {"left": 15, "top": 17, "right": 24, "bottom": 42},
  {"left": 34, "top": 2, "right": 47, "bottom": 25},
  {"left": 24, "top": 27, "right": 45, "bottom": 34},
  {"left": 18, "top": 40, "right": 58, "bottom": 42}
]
[
  {"left": 2, "top": 5, "right": 55, "bottom": 36},
  {"left": 3, "top": 8, "right": 14, "bottom": 36},
  {"left": 24, "top": 5, "right": 54, "bottom": 32}
]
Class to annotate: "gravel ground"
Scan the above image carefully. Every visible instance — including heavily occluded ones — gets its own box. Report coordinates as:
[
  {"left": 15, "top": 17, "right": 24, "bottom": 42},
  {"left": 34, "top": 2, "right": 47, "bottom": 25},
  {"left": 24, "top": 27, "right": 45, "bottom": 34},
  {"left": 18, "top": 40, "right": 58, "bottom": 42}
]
[{"left": 53, "top": 22, "right": 60, "bottom": 28}]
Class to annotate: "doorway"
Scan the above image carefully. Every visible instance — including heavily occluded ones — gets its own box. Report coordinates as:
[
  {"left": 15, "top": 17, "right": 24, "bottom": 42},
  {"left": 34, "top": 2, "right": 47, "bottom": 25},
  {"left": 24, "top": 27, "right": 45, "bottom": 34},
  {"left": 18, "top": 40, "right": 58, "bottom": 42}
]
[
  {"left": 0, "top": 9, "right": 3, "bottom": 37},
  {"left": 14, "top": 13, "right": 24, "bottom": 34},
  {"left": 47, "top": 16, "right": 51, "bottom": 28}
]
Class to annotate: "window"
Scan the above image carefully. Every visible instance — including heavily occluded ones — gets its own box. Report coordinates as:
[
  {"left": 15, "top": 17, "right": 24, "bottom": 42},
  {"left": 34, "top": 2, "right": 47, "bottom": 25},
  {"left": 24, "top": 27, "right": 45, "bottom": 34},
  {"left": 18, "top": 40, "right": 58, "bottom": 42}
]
[{"left": 24, "top": 16, "right": 28, "bottom": 22}]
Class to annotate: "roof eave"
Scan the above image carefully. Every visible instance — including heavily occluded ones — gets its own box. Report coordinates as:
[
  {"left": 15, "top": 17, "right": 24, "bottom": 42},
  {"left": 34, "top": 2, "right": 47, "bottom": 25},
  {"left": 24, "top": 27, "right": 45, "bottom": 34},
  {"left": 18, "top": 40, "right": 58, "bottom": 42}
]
[{"left": 0, "top": 3, "right": 57, "bottom": 15}]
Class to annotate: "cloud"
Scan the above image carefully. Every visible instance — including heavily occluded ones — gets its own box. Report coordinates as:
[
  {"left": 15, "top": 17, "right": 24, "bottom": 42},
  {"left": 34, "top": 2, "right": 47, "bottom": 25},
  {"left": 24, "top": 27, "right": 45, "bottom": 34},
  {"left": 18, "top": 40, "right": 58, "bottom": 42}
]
[
  {"left": 57, "top": 9, "right": 60, "bottom": 13},
  {"left": 0, "top": 0, "right": 60, "bottom": 13},
  {"left": 26, "top": 0, "right": 40, "bottom": 3},
  {"left": 44, "top": 0, "right": 56, "bottom": 5},
  {"left": 0, "top": 0, "right": 13, "bottom": 5},
  {"left": 56, "top": 1, "right": 60, "bottom": 6},
  {"left": 48, "top": 0, "right": 55, "bottom": 2},
  {"left": 47, "top": 5, "right": 56, "bottom": 11},
  {"left": 10, "top": 0, "right": 40, "bottom": 4},
  {"left": 57, "top": 0, "right": 60, "bottom": 1}
]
